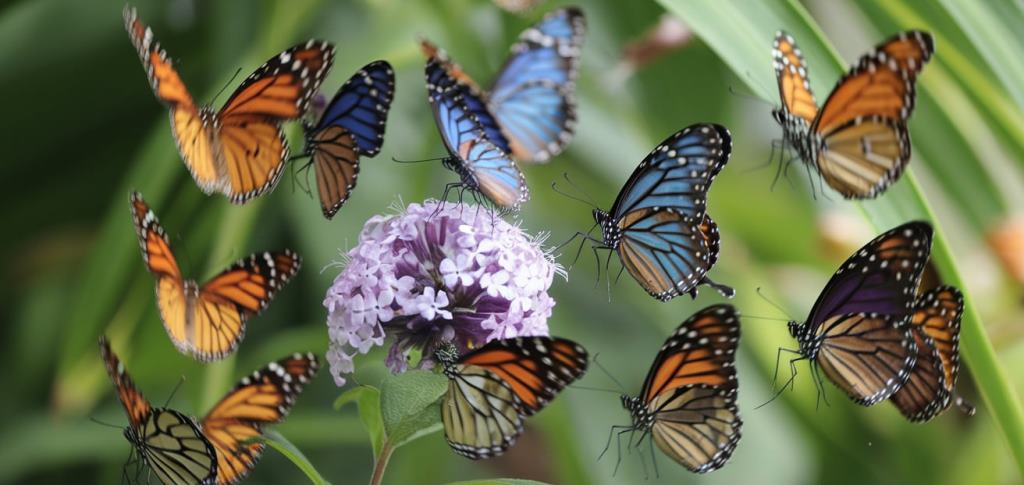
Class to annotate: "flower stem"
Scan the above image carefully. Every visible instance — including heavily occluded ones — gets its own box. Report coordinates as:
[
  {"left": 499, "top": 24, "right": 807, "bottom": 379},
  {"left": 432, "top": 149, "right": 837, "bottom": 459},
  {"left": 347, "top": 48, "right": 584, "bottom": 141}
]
[{"left": 368, "top": 441, "right": 395, "bottom": 485}]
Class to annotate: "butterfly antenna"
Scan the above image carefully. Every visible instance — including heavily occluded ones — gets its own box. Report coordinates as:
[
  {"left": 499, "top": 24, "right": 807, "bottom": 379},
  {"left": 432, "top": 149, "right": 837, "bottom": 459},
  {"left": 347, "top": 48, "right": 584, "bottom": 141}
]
[
  {"left": 727, "top": 84, "right": 773, "bottom": 107},
  {"left": 755, "top": 287, "right": 795, "bottom": 321},
  {"left": 743, "top": 314, "right": 790, "bottom": 322},
  {"left": 209, "top": 67, "right": 243, "bottom": 107},
  {"left": 89, "top": 416, "right": 123, "bottom": 429},
  {"left": 550, "top": 181, "right": 597, "bottom": 208},
  {"left": 571, "top": 384, "right": 624, "bottom": 394},
  {"left": 955, "top": 395, "right": 977, "bottom": 416},
  {"left": 391, "top": 155, "right": 449, "bottom": 163},
  {"left": 162, "top": 375, "right": 186, "bottom": 409},
  {"left": 591, "top": 353, "right": 629, "bottom": 395}
]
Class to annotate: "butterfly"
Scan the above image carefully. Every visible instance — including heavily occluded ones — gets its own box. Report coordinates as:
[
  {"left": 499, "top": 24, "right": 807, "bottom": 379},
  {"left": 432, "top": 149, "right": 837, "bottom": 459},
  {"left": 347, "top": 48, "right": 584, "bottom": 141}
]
[
  {"left": 781, "top": 221, "right": 932, "bottom": 406},
  {"left": 100, "top": 337, "right": 319, "bottom": 485},
  {"left": 200, "top": 352, "right": 319, "bottom": 484},
  {"left": 614, "top": 304, "right": 742, "bottom": 474},
  {"left": 99, "top": 336, "right": 218, "bottom": 485},
  {"left": 590, "top": 124, "right": 734, "bottom": 301},
  {"left": 124, "top": 6, "right": 334, "bottom": 203},
  {"left": 422, "top": 7, "right": 585, "bottom": 164},
  {"left": 436, "top": 336, "right": 588, "bottom": 459},
  {"left": 424, "top": 46, "right": 529, "bottom": 209},
  {"left": 129, "top": 191, "right": 301, "bottom": 361},
  {"left": 298, "top": 61, "right": 395, "bottom": 219},
  {"left": 771, "top": 30, "right": 933, "bottom": 199},
  {"left": 890, "top": 285, "right": 976, "bottom": 421}
]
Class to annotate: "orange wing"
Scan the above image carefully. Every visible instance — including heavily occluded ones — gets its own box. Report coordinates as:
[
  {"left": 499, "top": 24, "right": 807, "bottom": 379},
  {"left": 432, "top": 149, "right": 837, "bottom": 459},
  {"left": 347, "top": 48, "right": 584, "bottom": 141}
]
[
  {"left": 124, "top": 6, "right": 221, "bottom": 193},
  {"left": 814, "top": 31, "right": 933, "bottom": 134},
  {"left": 773, "top": 31, "right": 817, "bottom": 124},
  {"left": 186, "top": 250, "right": 302, "bottom": 362},
  {"left": 419, "top": 39, "right": 483, "bottom": 93},
  {"left": 98, "top": 336, "right": 152, "bottom": 428},
  {"left": 891, "top": 286, "right": 972, "bottom": 421},
  {"left": 202, "top": 353, "right": 319, "bottom": 485},
  {"left": 214, "top": 41, "right": 335, "bottom": 203},
  {"left": 459, "top": 337, "right": 588, "bottom": 414}
]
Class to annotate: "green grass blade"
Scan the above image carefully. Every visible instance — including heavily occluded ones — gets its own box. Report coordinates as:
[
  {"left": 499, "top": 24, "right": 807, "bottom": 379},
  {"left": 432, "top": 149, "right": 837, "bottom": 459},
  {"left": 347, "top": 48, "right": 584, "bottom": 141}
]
[{"left": 261, "top": 430, "right": 331, "bottom": 485}]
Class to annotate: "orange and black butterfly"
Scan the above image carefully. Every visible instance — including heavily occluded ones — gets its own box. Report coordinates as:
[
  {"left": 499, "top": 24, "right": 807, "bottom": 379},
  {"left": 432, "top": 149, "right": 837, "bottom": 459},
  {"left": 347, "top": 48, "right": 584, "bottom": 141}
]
[
  {"left": 200, "top": 352, "right": 319, "bottom": 484},
  {"left": 436, "top": 337, "right": 588, "bottom": 459},
  {"left": 124, "top": 6, "right": 334, "bottom": 203},
  {"left": 890, "top": 286, "right": 976, "bottom": 421},
  {"left": 772, "top": 30, "right": 933, "bottom": 199},
  {"left": 781, "top": 221, "right": 931, "bottom": 406},
  {"left": 100, "top": 336, "right": 218, "bottom": 485},
  {"left": 130, "top": 192, "right": 301, "bottom": 361},
  {"left": 614, "top": 304, "right": 742, "bottom": 474},
  {"left": 100, "top": 337, "right": 319, "bottom": 485}
]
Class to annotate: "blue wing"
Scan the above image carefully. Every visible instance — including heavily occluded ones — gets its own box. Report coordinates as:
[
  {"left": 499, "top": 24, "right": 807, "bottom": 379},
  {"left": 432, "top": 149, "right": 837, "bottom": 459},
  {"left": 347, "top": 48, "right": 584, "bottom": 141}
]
[
  {"left": 616, "top": 209, "right": 711, "bottom": 301},
  {"left": 610, "top": 124, "right": 731, "bottom": 220},
  {"left": 426, "top": 56, "right": 529, "bottom": 209},
  {"left": 312, "top": 60, "right": 395, "bottom": 156},
  {"left": 488, "top": 7, "right": 585, "bottom": 163},
  {"left": 301, "top": 61, "right": 395, "bottom": 219}
]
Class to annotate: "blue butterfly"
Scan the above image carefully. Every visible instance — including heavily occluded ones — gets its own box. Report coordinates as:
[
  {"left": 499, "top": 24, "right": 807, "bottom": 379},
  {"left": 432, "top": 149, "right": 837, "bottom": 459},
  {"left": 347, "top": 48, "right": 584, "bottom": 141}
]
[
  {"left": 299, "top": 61, "right": 395, "bottom": 218},
  {"left": 424, "top": 47, "right": 529, "bottom": 209},
  {"left": 591, "top": 124, "right": 734, "bottom": 301},
  {"left": 424, "top": 6, "right": 585, "bottom": 164}
]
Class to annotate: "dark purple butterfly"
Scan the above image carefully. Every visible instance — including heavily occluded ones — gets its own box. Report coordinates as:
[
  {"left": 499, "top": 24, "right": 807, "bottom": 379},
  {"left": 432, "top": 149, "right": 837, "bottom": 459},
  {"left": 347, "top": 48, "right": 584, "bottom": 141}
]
[{"left": 781, "top": 221, "right": 932, "bottom": 406}]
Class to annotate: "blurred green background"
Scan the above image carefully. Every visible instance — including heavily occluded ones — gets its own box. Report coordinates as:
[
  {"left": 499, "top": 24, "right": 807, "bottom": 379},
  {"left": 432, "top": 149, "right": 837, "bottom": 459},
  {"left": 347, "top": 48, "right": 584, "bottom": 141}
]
[{"left": 3, "top": 0, "right": 1023, "bottom": 483}]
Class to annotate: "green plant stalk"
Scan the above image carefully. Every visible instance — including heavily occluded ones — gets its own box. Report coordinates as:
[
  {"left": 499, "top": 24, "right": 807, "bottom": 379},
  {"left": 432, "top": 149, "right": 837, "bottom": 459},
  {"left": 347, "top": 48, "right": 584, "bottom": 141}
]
[
  {"left": 657, "top": 0, "right": 1024, "bottom": 476},
  {"left": 369, "top": 441, "right": 395, "bottom": 485}
]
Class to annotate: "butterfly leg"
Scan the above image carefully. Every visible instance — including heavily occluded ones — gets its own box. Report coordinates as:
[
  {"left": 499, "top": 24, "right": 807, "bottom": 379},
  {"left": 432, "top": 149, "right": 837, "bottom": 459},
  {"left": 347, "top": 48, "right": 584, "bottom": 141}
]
[
  {"left": 806, "top": 362, "right": 830, "bottom": 410},
  {"left": 646, "top": 431, "right": 660, "bottom": 479},
  {"left": 757, "top": 348, "right": 804, "bottom": 409}
]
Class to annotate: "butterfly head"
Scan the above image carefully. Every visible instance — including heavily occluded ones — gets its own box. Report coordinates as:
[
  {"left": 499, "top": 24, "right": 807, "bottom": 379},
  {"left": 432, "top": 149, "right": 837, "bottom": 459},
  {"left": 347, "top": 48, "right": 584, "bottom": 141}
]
[{"left": 621, "top": 395, "right": 653, "bottom": 428}]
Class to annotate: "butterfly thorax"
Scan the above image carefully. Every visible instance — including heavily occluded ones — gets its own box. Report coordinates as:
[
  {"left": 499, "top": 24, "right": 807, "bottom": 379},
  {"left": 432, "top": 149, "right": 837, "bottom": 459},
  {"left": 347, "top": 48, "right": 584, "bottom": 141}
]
[
  {"left": 621, "top": 395, "right": 654, "bottom": 430},
  {"left": 788, "top": 320, "right": 820, "bottom": 359},
  {"left": 772, "top": 109, "right": 818, "bottom": 165},
  {"left": 593, "top": 209, "right": 620, "bottom": 248},
  {"left": 123, "top": 425, "right": 142, "bottom": 448},
  {"left": 435, "top": 344, "right": 461, "bottom": 379},
  {"left": 442, "top": 156, "right": 476, "bottom": 189}
]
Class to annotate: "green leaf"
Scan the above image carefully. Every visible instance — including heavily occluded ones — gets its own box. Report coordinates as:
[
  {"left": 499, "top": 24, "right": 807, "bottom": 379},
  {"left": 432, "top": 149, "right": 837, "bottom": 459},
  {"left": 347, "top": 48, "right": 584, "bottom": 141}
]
[
  {"left": 334, "top": 385, "right": 386, "bottom": 457},
  {"left": 379, "top": 370, "right": 448, "bottom": 448},
  {"left": 445, "top": 480, "right": 550, "bottom": 485},
  {"left": 261, "top": 430, "right": 331, "bottom": 485},
  {"left": 659, "top": 0, "right": 1024, "bottom": 476}
]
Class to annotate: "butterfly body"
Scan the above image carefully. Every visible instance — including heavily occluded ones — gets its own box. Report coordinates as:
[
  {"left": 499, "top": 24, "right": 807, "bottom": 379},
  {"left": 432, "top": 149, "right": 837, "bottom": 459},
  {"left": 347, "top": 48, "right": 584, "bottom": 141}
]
[
  {"left": 617, "top": 305, "right": 742, "bottom": 473},
  {"left": 125, "top": 6, "right": 334, "bottom": 203},
  {"left": 592, "top": 124, "right": 734, "bottom": 301},
  {"left": 437, "top": 336, "right": 588, "bottom": 459},
  {"left": 771, "top": 30, "right": 932, "bottom": 199}
]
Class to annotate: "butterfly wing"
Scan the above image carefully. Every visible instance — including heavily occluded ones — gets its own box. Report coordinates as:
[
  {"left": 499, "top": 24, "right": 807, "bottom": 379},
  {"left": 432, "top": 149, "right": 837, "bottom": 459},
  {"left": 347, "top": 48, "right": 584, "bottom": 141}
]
[
  {"left": 813, "top": 312, "right": 917, "bottom": 405},
  {"left": 215, "top": 41, "right": 335, "bottom": 203},
  {"left": 458, "top": 337, "right": 588, "bottom": 415},
  {"left": 609, "top": 124, "right": 731, "bottom": 221},
  {"left": 202, "top": 353, "right": 318, "bottom": 484},
  {"left": 811, "top": 31, "right": 934, "bottom": 198},
  {"left": 890, "top": 286, "right": 967, "bottom": 421},
  {"left": 637, "top": 305, "right": 742, "bottom": 473},
  {"left": 129, "top": 192, "right": 193, "bottom": 357},
  {"left": 441, "top": 337, "right": 587, "bottom": 459},
  {"left": 488, "top": 7, "right": 585, "bottom": 162},
  {"left": 305, "top": 61, "right": 395, "bottom": 218},
  {"left": 426, "top": 55, "right": 529, "bottom": 208},
  {"left": 616, "top": 209, "right": 711, "bottom": 301},
  {"left": 772, "top": 31, "right": 817, "bottom": 125},
  {"left": 99, "top": 337, "right": 218, "bottom": 485},
  {"left": 124, "top": 7, "right": 220, "bottom": 194},
  {"left": 190, "top": 250, "right": 302, "bottom": 362},
  {"left": 420, "top": 40, "right": 510, "bottom": 154},
  {"left": 807, "top": 221, "right": 932, "bottom": 324}
]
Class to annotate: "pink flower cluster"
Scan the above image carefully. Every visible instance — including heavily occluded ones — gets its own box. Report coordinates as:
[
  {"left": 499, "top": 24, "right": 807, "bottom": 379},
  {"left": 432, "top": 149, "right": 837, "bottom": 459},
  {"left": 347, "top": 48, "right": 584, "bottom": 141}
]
[{"left": 324, "top": 201, "right": 562, "bottom": 386}]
